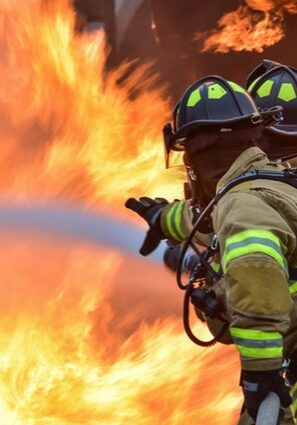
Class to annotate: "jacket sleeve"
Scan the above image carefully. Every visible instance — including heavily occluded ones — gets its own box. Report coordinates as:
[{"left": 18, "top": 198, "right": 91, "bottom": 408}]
[
  {"left": 213, "top": 190, "right": 294, "bottom": 371},
  {"left": 160, "top": 200, "right": 212, "bottom": 247}
]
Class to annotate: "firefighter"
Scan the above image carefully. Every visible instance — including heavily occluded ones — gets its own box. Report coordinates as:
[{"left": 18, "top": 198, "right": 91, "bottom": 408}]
[
  {"left": 245, "top": 60, "right": 297, "bottom": 425},
  {"left": 247, "top": 60, "right": 297, "bottom": 166},
  {"left": 125, "top": 75, "right": 297, "bottom": 423},
  {"left": 163, "top": 61, "right": 297, "bottom": 276},
  {"left": 164, "top": 62, "right": 297, "bottom": 425}
]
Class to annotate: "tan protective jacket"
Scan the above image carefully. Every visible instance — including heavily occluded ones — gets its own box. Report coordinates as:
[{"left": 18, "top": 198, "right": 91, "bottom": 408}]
[{"left": 161, "top": 147, "right": 297, "bottom": 372}]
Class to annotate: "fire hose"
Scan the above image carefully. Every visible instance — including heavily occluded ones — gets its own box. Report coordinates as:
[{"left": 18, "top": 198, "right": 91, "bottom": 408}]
[{"left": 256, "top": 392, "right": 280, "bottom": 425}]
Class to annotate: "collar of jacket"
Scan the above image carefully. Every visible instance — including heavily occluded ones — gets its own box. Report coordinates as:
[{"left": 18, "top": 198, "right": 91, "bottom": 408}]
[{"left": 216, "top": 146, "right": 281, "bottom": 192}]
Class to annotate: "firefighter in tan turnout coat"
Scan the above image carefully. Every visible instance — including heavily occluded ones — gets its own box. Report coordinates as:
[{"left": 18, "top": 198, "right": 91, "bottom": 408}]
[{"left": 126, "top": 75, "right": 297, "bottom": 424}]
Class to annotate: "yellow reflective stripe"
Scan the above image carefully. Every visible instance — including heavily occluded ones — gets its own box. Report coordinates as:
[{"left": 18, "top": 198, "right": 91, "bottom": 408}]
[
  {"left": 247, "top": 76, "right": 260, "bottom": 92},
  {"left": 165, "top": 204, "right": 181, "bottom": 241},
  {"left": 257, "top": 80, "right": 274, "bottom": 98},
  {"left": 211, "top": 262, "right": 221, "bottom": 273},
  {"left": 222, "top": 230, "right": 287, "bottom": 272},
  {"left": 175, "top": 201, "right": 186, "bottom": 240},
  {"left": 187, "top": 89, "right": 201, "bottom": 107},
  {"left": 229, "top": 81, "right": 245, "bottom": 93},
  {"left": 230, "top": 327, "right": 283, "bottom": 359},
  {"left": 289, "top": 281, "right": 297, "bottom": 295},
  {"left": 223, "top": 243, "right": 286, "bottom": 272},
  {"left": 208, "top": 83, "right": 226, "bottom": 99},
  {"left": 165, "top": 201, "right": 186, "bottom": 242},
  {"left": 225, "top": 229, "right": 280, "bottom": 247},
  {"left": 230, "top": 328, "right": 282, "bottom": 340},
  {"left": 278, "top": 83, "right": 297, "bottom": 102},
  {"left": 236, "top": 346, "right": 283, "bottom": 358}
]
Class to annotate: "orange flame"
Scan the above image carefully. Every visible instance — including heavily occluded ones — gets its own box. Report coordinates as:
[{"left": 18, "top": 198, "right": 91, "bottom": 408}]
[
  {"left": 0, "top": 1, "right": 243, "bottom": 423},
  {"left": 0, "top": 235, "right": 241, "bottom": 425},
  {"left": 0, "top": 0, "right": 184, "bottom": 209},
  {"left": 200, "top": 0, "right": 297, "bottom": 53}
]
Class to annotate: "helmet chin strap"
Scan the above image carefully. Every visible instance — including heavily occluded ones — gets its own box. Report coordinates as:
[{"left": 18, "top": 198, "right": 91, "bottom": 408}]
[{"left": 184, "top": 156, "right": 210, "bottom": 209}]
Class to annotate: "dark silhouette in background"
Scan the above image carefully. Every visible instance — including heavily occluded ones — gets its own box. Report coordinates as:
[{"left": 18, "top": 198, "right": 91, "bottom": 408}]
[{"left": 74, "top": 0, "right": 297, "bottom": 101}]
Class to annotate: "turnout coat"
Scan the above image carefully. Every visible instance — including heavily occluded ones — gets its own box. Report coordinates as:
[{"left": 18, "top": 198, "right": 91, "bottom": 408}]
[{"left": 160, "top": 147, "right": 297, "bottom": 380}]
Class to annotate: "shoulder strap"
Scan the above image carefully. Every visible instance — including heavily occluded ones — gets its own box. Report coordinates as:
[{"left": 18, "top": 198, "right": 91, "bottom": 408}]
[
  {"left": 217, "top": 169, "right": 297, "bottom": 199},
  {"left": 179, "top": 168, "right": 297, "bottom": 288}
]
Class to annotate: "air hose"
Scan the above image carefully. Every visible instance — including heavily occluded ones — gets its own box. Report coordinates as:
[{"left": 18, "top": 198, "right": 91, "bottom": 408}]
[
  {"left": 177, "top": 169, "right": 297, "bottom": 347},
  {"left": 176, "top": 196, "right": 228, "bottom": 347}
]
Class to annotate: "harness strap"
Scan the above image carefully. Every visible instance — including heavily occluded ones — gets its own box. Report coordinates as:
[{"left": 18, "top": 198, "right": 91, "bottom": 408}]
[{"left": 217, "top": 169, "right": 297, "bottom": 199}]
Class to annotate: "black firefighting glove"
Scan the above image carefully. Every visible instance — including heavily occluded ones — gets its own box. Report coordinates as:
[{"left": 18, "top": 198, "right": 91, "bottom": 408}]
[
  {"left": 240, "top": 369, "right": 292, "bottom": 421},
  {"left": 125, "top": 197, "right": 168, "bottom": 256}
]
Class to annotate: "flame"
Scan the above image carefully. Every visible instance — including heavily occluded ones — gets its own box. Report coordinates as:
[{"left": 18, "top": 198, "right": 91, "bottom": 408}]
[
  {"left": 0, "top": 236, "right": 241, "bottom": 424},
  {"left": 200, "top": 0, "right": 297, "bottom": 53},
  {"left": 0, "top": 0, "right": 184, "bottom": 209},
  {"left": 0, "top": 0, "right": 243, "bottom": 423}
]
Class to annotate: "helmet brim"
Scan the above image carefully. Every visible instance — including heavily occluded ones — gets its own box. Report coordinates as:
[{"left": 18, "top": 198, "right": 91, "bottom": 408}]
[{"left": 173, "top": 113, "right": 263, "bottom": 144}]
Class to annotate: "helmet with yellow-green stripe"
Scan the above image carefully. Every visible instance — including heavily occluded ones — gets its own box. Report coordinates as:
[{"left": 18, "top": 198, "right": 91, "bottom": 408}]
[
  {"left": 174, "top": 77, "right": 261, "bottom": 140},
  {"left": 163, "top": 75, "right": 281, "bottom": 166},
  {"left": 247, "top": 60, "right": 297, "bottom": 139}
]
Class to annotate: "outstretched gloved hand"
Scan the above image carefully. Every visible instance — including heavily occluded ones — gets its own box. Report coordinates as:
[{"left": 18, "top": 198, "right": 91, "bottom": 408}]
[
  {"left": 240, "top": 369, "right": 292, "bottom": 421},
  {"left": 125, "top": 197, "right": 168, "bottom": 256}
]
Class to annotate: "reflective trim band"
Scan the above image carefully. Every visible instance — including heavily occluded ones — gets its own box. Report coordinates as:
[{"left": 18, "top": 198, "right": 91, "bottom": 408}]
[
  {"left": 229, "top": 81, "right": 245, "bottom": 93},
  {"left": 257, "top": 80, "right": 274, "bottom": 98},
  {"left": 165, "top": 201, "right": 186, "bottom": 242},
  {"left": 289, "top": 280, "right": 297, "bottom": 295},
  {"left": 291, "top": 382, "right": 297, "bottom": 416},
  {"left": 211, "top": 262, "right": 221, "bottom": 273},
  {"left": 230, "top": 327, "right": 283, "bottom": 359},
  {"left": 222, "top": 230, "right": 287, "bottom": 273},
  {"left": 247, "top": 76, "right": 260, "bottom": 92},
  {"left": 187, "top": 89, "right": 201, "bottom": 107},
  {"left": 278, "top": 83, "right": 297, "bottom": 102},
  {"left": 208, "top": 83, "right": 226, "bottom": 99}
]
